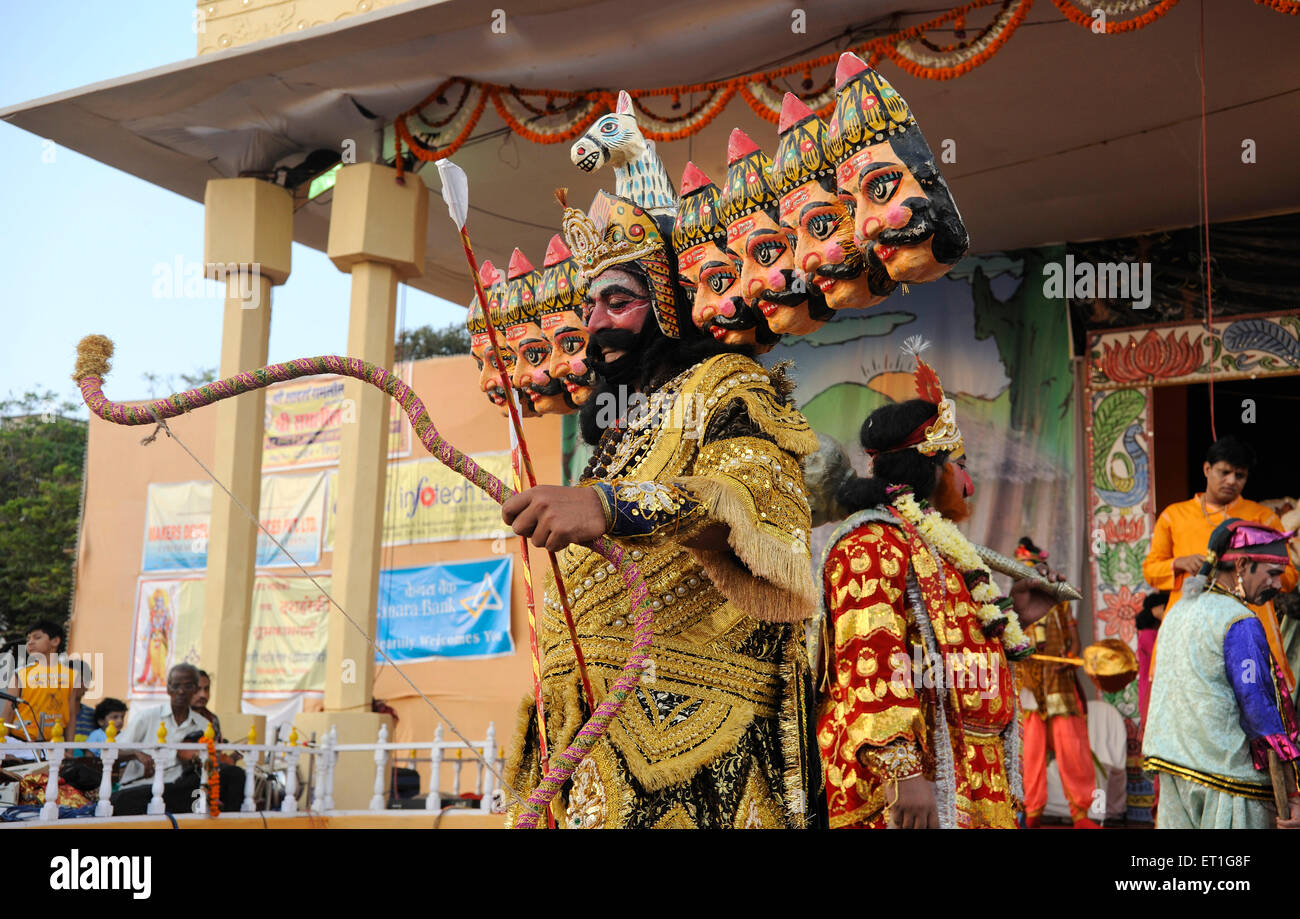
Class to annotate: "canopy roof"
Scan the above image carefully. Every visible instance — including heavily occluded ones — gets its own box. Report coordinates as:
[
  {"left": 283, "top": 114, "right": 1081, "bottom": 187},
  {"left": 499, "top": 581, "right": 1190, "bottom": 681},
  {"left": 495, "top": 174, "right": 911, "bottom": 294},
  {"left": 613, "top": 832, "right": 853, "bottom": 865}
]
[{"left": 3, "top": 0, "right": 1296, "bottom": 303}]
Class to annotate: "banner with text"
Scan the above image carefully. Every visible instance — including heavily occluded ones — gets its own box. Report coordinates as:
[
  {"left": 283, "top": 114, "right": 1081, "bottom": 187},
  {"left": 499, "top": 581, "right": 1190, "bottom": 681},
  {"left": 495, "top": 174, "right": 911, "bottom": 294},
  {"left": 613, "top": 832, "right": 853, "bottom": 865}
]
[
  {"left": 262, "top": 371, "right": 411, "bottom": 469},
  {"left": 376, "top": 557, "right": 514, "bottom": 662},
  {"left": 129, "top": 577, "right": 205, "bottom": 701},
  {"left": 242, "top": 575, "right": 331, "bottom": 699},
  {"left": 140, "top": 472, "right": 327, "bottom": 572},
  {"left": 324, "top": 452, "right": 514, "bottom": 550}
]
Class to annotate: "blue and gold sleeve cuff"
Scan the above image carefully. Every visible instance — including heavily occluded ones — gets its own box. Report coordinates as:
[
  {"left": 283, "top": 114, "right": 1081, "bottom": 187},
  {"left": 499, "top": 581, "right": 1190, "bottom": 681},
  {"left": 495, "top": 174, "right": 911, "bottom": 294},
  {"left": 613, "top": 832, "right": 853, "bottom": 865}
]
[{"left": 587, "top": 480, "right": 702, "bottom": 539}]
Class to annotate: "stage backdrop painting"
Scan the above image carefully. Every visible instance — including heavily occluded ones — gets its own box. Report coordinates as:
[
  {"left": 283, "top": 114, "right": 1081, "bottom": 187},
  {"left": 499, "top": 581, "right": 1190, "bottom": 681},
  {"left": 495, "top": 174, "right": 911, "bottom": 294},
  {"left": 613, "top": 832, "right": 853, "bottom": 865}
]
[
  {"left": 769, "top": 247, "right": 1079, "bottom": 593},
  {"left": 324, "top": 452, "right": 514, "bottom": 550},
  {"left": 262, "top": 370, "right": 411, "bottom": 469},
  {"left": 376, "top": 557, "right": 514, "bottom": 663},
  {"left": 140, "top": 472, "right": 327, "bottom": 571},
  {"left": 129, "top": 577, "right": 205, "bottom": 701}
]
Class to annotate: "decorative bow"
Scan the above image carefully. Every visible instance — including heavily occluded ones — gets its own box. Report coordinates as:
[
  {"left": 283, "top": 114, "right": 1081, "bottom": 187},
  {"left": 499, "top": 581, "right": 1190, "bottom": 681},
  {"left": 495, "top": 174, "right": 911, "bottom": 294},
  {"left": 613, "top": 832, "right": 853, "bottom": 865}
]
[{"left": 72, "top": 335, "right": 652, "bottom": 827}]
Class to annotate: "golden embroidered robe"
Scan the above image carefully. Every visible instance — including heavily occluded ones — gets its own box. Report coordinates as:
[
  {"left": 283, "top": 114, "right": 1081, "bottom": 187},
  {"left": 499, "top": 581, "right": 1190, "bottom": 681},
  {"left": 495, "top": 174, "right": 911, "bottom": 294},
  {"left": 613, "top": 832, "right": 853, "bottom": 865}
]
[
  {"left": 817, "top": 509, "right": 1020, "bottom": 828},
  {"left": 504, "top": 353, "right": 820, "bottom": 828}
]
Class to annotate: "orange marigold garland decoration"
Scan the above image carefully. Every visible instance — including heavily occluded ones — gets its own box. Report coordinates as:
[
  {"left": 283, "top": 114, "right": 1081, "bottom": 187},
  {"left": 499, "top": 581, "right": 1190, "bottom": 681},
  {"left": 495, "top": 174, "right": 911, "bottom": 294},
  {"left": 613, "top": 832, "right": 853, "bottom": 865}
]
[
  {"left": 388, "top": 0, "right": 1285, "bottom": 171},
  {"left": 1050, "top": 0, "right": 1182, "bottom": 32},
  {"left": 204, "top": 734, "right": 220, "bottom": 817}
]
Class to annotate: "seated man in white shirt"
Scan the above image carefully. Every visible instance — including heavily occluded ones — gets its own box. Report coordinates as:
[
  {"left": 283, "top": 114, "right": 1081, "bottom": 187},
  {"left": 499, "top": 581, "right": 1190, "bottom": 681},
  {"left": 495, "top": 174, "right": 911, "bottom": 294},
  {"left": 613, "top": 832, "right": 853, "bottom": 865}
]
[{"left": 112, "top": 663, "right": 243, "bottom": 815}]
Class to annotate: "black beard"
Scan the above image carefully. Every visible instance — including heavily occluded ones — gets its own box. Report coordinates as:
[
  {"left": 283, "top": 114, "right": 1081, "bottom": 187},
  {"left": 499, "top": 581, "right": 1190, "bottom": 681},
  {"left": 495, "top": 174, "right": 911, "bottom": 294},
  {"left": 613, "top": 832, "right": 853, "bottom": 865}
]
[
  {"left": 806, "top": 287, "right": 833, "bottom": 321},
  {"left": 587, "top": 326, "right": 652, "bottom": 387},
  {"left": 864, "top": 247, "right": 900, "bottom": 297},
  {"left": 577, "top": 320, "right": 755, "bottom": 447}
]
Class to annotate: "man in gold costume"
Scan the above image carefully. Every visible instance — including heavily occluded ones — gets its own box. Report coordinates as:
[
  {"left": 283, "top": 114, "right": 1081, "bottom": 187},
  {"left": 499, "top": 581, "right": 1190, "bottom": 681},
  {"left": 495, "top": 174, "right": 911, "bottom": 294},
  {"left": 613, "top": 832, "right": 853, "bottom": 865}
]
[{"left": 500, "top": 187, "right": 822, "bottom": 828}]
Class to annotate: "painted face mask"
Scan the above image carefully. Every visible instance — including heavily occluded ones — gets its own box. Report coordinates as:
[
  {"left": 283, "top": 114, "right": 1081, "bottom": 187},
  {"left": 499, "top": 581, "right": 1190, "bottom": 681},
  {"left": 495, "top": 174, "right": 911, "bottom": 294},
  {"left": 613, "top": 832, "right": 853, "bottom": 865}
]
[
  {"left": 467, "top": 260, "right": 511, "bottom": 416},
  {"left": 536, "top": 233, "right": 593, "bottom": 408},
  {"left": 671, "top": 161, "right": 776, "bottom": 351},
  {"left": 500, "top": 247, "right": 569, "bottom": 416},
  {"left": 827, "top": 53, "right": 969, "bottom": 285},
  {"left": 719, "top": 128, "right": 829, "bottom": 338},
  {"left": 773, "top": 92, "right": 896, "bottom": 312}
]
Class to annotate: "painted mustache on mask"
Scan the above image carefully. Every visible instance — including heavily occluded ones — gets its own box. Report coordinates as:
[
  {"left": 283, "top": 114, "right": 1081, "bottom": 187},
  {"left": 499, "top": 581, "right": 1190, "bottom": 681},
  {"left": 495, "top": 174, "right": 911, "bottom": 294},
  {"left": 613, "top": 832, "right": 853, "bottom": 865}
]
[
  {"left": 874, "top": 196, "right": 935, "bottom": 249},
  {"left": 524, "top": 375, "right": 565, "bottom": 398},
  {"left": 816, "top": 249, "right": 867, "bottom": 281},
  {"left": 754, "top": 269, "right": 807, "bottom": 307},
  {"left": 565, "top": 365, "right": 599, "bottom": 388},
  {"left": 706, "top": 296, "right": 760, "bottom": 331}
]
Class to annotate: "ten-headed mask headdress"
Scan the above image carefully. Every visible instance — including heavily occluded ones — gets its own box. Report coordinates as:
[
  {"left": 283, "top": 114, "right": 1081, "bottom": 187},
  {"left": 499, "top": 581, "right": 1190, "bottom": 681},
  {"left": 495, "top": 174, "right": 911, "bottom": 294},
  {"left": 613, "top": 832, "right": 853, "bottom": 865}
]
[
  {"left": 718, "top": 129, "right": 781, "bottom": 247},
  {"left": 466, "top": 259, "right": 502, "bottom": 346},
  {"left": 557, "top": 187, "right": 683, "bottom": 338},
  {"left": 537, "top": 234, "right": 586, "bottom": 319},
  {"left": 671, "top": 162, "right": 727, "bottom": 276},
  {"left": 772, "top": 93, "right": 836, "bottom": 196},
  {"left": 825, "top": 52, "right": 917, "bottom": 173},
  {"left": 501, "top": 248, "right": 541, "bottom": 340}
]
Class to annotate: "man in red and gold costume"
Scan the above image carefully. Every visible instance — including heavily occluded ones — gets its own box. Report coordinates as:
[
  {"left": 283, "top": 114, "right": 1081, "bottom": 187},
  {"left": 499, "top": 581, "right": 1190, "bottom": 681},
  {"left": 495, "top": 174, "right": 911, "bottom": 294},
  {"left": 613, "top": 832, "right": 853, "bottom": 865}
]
[
  {"left": 817, "top": 357, "right": 1055, "bottom": 828},
  {"left": 1014, "top": 536, "right": 1099, "bottom": 828}
]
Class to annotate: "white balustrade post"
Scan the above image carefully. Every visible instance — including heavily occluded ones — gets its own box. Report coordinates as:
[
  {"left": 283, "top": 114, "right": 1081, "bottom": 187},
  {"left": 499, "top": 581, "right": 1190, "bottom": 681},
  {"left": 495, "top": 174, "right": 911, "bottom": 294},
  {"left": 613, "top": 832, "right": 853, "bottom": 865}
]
[
  {"left": 310, "top": 736, "right": 326, "bottom": 813},
  {"left": 241, "top": 745, "right": 259, "bottom": 813},
  {"left": 369, "top": 723, "right": 389, "bottom": 811},
  {"left": 426, "top": 725, "right": 443, "bottom": 813},
  {"left": 40, "top": 743, "right": 65, "bottom": 821},
  {"left": 193, "top": 745, "right": 209, "bottom": 815},
  {"left": 281, "top": 738, "right": 300, "bottom": 814},
  {"left": 322, "top": 726, "right": 337, "bottom": 813},
  {"left": 480, "top": 722, "right": 497, "bottom": 812},
  {"left": 452, "top": 749, "right": 465, "bottom": 797},
  {"left": 95, "top": 745, "right": 118, "bottom": 818},
  {"left": 147, "top": 728, "right": 168, "bottom": 816}
]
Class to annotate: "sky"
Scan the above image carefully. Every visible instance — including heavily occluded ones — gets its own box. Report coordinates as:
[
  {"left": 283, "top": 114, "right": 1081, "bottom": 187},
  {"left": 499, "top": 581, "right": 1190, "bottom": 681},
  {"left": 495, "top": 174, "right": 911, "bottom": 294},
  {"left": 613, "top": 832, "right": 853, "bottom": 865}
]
[{"left": 0, "top": 1, "right": 463, "bottom": 416}]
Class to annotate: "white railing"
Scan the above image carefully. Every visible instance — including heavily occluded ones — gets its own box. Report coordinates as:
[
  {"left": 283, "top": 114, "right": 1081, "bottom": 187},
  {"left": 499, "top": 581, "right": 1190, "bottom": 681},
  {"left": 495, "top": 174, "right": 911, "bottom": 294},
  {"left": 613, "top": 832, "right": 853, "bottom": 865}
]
[{"left": 0, "top": 720, "right": 501, "bottom": 823}]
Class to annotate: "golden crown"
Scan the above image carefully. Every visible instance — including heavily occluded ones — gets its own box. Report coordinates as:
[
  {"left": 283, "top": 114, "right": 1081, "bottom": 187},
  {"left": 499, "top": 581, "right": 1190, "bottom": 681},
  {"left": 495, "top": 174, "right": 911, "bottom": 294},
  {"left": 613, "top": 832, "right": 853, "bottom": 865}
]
[{"left": 559, "top": 189, "right": 663, "bottom": 284}]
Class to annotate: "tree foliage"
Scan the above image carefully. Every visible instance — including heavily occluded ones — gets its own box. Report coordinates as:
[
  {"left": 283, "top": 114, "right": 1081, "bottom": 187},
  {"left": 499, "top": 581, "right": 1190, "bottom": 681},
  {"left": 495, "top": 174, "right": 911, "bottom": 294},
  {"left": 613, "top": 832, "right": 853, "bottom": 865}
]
[
  {"left": 395, "top": 323, "right": 470, "bottom": 362},
  {"left": 0, "top": 391, "right": 87, "bottom": 645}
]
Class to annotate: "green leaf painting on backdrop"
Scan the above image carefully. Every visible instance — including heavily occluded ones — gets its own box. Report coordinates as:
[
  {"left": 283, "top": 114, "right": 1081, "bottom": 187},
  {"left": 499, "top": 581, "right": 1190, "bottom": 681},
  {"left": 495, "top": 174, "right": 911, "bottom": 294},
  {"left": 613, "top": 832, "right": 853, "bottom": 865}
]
[{"left": 768, "top": 247, "right": 1078, "bottom": 590}]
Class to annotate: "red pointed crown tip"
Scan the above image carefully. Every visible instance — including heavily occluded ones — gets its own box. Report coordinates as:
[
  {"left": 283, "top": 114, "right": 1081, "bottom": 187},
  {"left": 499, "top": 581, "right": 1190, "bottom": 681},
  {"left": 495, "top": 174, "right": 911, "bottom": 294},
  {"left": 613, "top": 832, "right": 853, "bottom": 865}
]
[
  {"left": 835, "top": 52, "right": 869, "bottom": 90},
  {"left": 679, "top": 161, "right": 714, "bottom": 196},
  {"left": 778, "top": 93, "right": 815, "bottom": 134},
  {"left": 727, "top": 128, "right": 760, "bottom": 164},
  {"left": 543, "top": 234, "right": 571, "bottom": 266},
  {"left": 478, "top": 259, "right": 499, "bottom": 285},
  {"left": 507, "top": 248, "right": 535, "bottom": 278}
]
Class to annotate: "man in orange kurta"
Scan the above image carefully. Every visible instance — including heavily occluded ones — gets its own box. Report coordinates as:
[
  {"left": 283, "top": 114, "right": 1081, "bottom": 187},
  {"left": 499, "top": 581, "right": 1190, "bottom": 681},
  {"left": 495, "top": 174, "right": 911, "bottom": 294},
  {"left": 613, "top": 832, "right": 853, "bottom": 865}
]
[{"left": 1142, "top": 435, "right": 1298, "bottom": 688}]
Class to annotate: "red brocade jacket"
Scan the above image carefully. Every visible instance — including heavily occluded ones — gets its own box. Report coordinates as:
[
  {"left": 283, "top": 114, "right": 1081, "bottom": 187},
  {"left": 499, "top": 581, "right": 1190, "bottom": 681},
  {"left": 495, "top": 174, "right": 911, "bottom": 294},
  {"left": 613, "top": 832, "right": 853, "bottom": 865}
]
[{"left": 817, "top": 510, "right": 1019, "bottom": 828}]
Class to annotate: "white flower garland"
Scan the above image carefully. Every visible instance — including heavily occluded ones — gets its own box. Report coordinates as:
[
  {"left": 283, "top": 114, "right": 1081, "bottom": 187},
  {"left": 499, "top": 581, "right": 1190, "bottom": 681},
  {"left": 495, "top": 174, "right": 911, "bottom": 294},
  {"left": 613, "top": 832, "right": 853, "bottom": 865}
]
[{"left": 892, "top": 490, "right": 1033, "bottom": 657}]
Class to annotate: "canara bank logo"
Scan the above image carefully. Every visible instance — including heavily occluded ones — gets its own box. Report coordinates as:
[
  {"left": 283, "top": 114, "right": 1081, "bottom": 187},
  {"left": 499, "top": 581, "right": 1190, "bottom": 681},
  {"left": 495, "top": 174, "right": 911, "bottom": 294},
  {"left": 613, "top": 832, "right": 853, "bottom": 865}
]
[{"left": 460, "top": 575, "right": 503, "bottom": 621}]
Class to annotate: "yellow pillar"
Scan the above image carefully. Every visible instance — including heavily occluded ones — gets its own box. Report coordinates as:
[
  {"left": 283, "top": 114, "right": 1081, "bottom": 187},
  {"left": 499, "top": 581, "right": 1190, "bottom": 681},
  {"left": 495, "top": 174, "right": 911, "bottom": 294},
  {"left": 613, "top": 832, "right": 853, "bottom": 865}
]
[
  {"left": 298, "top": 163, "right": 425, "bottom": 808},
  {"left": 200, "top": 178, "right": 292, "bottom": 722}
]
